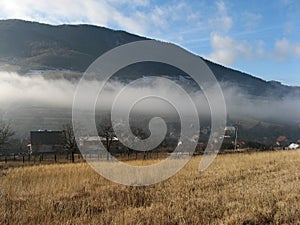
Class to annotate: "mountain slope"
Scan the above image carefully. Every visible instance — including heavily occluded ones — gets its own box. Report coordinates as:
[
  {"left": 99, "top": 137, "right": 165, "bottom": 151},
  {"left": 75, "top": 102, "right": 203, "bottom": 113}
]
[
  {"left": 0, "top": 19, "right": 146, "bottom": 71},
  {"left": 1, "top": 19, "right": 299, "bottom": 99}
]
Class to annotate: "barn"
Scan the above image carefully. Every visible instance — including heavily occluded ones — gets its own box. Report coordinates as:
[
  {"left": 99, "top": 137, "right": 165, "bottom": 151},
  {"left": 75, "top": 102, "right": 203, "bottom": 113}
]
[{"left": 30, "top": 130, "right": 64, "bottom": 154}]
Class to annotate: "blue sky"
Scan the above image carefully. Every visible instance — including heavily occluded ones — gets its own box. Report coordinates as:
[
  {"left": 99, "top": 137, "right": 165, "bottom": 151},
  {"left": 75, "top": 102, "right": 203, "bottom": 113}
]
[{"left": 0, "top": 0, "right": 299, "bottom": 85}]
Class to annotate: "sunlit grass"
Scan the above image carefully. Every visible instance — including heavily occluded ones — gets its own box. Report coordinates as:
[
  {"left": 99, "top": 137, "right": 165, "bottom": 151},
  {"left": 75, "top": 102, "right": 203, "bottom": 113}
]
[{"left": 1, "top": 150, "right": 300, "bottom": 224}]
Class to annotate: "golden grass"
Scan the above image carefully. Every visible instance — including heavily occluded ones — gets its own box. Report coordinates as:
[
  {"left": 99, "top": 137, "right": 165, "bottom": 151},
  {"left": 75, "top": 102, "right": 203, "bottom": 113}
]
[{"left": 1, "top": 150, "right": 300, "bottom": 225}]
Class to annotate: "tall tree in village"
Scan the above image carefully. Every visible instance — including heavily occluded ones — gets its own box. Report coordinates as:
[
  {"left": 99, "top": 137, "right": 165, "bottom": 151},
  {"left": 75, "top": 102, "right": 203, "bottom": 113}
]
[
  {"left": 0, "top": 122, "right": 15, "bottom": 153},
  {"left": 62, "top": 123, "right": 77, "bottom": 163}
]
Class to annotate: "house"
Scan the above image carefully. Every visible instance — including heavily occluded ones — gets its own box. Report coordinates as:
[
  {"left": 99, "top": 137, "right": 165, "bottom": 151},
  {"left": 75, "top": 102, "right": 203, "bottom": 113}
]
[
  {"left": 77, "top": 136, "right": 119, "bottom": 153},
  {"left": 224, "top": 126, "right": 236, "bottom": 138},
  {"left": 288, "top": 143, "right": 300, "bottom": 150},
  {"left": 30, "top": 130, "right": 64, "bottom": 154}
]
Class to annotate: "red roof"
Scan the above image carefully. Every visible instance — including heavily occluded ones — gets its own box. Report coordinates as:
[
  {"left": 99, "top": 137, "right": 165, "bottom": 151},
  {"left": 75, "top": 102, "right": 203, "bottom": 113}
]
[{"left": 277, "top": 136, "right": 286, "bottom": 142}]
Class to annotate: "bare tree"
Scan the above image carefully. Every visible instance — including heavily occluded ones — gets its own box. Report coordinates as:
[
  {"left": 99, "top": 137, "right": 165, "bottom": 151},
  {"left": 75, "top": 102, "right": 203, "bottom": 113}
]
[
  {"left": 97, "top": 122, "right": 115, "bottom": 160},
  {"left": 62, "top": 123, "right": 77, "bottom": 163},
  {"left": 131, "top": 127, "right": 150, "bottom": 160},
  {"left": 0, "top": 122, "right": 15, "bottom": 153}
]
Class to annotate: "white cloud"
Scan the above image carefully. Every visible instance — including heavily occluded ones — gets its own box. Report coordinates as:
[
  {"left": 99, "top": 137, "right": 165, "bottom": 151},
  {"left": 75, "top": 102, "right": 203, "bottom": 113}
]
[
  {"left": 216, "top": 1, "right": 226, "bottom": 14},
  {"left": 206, "top": 33, "right": 252, "bottom": 66},
  {"left": 274, "top": 38, "right": 300, "bottom": 61},
  {"left": 109, "top": 0, "right": 150, "bottom": 7},
  {"left": 206, "top": 36, "right": 300, "bottom": 66},
  {"left": 295, "top": 45, "right": 300, "bottom": 57},
  {"left": 0, "top": 0, "right": 202, "bottom": 39},
  {"left": 210, "top": 16, "right": 232, "bottom": 33},
  {"left": 208, "top": 0, "right": 233, "bottom": 33},
  {"left": 0, "top": 0, "right": 149, "bottom": 34},
  {"left": 274, "top": 38, "right": 291, "bottom": 61},
  {"left": 255, "top": 40, "right": 266, "bottom": 58}
]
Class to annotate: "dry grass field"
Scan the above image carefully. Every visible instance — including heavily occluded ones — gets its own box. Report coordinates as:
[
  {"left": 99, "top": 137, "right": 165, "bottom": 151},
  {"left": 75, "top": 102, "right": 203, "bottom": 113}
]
[{"left": 1, "top": 150, "right": 300, "bottom": 225}]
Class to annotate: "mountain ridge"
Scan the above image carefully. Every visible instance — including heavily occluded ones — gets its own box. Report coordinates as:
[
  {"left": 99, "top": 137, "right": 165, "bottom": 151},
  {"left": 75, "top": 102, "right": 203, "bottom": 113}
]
[{"left": 0, "top": 19, "right": 299, "bottom": 99}]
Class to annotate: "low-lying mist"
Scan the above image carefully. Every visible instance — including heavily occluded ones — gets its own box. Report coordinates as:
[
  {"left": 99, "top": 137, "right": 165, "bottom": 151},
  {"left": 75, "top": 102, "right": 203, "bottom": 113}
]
[{"left": 0, "top": 71, "right": 299, "bottom": 137}]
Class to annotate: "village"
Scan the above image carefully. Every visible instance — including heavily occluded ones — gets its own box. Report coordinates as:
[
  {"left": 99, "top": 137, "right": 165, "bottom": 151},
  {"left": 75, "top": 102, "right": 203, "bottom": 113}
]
[{"left": 1, "top": 122, "right": 299, "bottom": 165}]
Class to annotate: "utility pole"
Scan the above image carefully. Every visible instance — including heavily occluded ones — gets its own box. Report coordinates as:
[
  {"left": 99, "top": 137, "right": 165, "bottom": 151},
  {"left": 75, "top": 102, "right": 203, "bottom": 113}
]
[{"left": 234, "top": 124, "right": 238, "bottom": 151}]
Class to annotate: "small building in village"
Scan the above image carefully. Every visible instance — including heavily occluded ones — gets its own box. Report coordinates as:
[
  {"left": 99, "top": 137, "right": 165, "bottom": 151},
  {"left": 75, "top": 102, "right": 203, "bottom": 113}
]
[
  {"left": 30, "top": 130, "right": 64, "bottom": 154},
  {"left": 288, "top": 143, "right": 299, "bottom": 150}
]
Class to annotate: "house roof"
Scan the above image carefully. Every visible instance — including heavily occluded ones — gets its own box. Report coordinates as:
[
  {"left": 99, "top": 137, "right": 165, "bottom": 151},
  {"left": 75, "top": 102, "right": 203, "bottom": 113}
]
[{"left": 288, "top": 143, "right": 299, "bottom": 149}]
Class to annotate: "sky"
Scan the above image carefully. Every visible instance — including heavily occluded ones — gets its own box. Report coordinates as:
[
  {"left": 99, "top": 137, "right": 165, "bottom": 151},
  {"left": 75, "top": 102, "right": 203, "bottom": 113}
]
[{"left": 0, "top": 0, "right": 299, "bottom": 85}]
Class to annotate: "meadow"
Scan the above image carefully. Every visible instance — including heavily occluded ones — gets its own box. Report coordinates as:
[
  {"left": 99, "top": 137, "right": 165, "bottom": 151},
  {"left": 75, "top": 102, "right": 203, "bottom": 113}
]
[{"left": 1, "top": 150, "right": 300, "bottom": 225}]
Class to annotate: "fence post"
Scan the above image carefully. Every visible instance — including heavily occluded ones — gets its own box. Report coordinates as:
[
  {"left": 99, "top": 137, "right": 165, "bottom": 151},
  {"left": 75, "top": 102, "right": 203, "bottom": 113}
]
[{"left": 71, "top": 151, "right": 75, "bottom": 163}]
